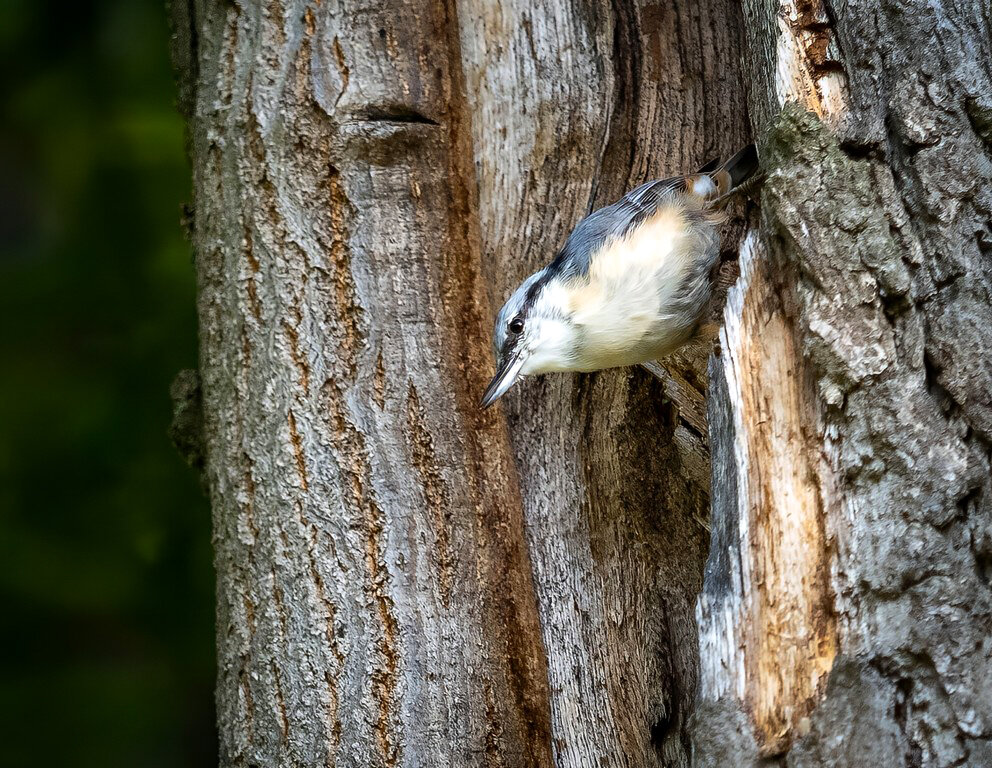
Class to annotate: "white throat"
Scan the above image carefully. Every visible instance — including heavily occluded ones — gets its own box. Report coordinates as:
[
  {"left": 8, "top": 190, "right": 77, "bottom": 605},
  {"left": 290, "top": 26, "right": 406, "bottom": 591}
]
[{"left": 519, "top": 281, "right": 578, "bottom": 375}]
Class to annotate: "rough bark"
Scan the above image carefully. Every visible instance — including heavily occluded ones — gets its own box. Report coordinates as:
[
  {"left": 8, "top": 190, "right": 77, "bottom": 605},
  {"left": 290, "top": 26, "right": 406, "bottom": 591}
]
[
  {"left": 694, "top": 2, "right": 992, "bottom": 766},
  {"left": 185, "top": 0, "right": 552, "bottom": 765},
  {"left": 183, "top": 0, "right": 753, "bottom": 765}
]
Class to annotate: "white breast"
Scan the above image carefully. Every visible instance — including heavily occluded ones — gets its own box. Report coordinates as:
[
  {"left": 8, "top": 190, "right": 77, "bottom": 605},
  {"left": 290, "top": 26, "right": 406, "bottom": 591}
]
[{"left": 565, "top": 202, "right": 714, "bottom": 370}]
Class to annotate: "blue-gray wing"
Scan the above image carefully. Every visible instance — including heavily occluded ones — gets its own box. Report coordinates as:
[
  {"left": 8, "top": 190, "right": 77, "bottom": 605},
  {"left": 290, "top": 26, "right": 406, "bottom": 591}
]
[
  {"left": 553, "top": 176, "right": 687, "bottom": 278},
  {"left": 617, "top": 176, "right": 688, "bottom": 223}
]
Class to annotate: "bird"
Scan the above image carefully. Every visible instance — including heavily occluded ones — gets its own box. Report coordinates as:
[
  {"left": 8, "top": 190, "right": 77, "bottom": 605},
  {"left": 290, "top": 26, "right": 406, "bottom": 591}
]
[{"left": 481, "top": 144, "right": 759, "bottom": 408}]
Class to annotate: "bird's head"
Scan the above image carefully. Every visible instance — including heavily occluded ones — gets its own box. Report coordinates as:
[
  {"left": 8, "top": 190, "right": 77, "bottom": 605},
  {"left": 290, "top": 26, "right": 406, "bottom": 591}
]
[{"left": 480, "top": 270, "right": 578, "bottom": 408}]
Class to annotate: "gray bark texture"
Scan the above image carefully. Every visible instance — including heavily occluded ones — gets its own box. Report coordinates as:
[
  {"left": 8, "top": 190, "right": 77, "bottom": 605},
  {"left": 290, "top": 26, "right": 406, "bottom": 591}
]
[{"left": 174, "top": 0, "right": 992, "bottom": 766}]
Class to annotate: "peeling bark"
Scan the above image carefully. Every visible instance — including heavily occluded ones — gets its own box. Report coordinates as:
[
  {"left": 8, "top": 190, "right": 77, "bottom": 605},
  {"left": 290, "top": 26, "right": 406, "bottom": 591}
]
[{"left": 697, "top": 230, "right": 837, "bottom": 758}]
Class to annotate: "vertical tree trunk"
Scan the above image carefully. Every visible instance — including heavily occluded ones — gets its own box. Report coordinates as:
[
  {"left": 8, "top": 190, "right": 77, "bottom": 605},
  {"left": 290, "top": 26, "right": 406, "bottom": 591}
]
[
  {"left": 694, "top": 2, "right": 992, "bottom": 766},
  {"left": 184, "top": 1, "right": 552, "bottom": 765},
  {"left": 178, "top": 0, "right": 992, "bottom": 766}
]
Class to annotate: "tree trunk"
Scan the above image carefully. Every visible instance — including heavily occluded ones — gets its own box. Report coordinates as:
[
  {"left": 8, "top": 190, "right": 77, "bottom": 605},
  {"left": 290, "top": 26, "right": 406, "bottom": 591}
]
[
  {"left": 181, "top": 1, "right": 551, "bottom": 765},
  {"left": 176, "top": 0, "right": 992, "bottom": 766},
  {"left": 693, "top": 2, "right": 992, "bottom": 766}
]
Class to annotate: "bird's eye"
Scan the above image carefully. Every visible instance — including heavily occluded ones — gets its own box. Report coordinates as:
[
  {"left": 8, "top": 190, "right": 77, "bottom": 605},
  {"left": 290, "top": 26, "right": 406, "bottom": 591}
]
[{"left": 508, "top": 317, "right": 524, "bottom": 334}]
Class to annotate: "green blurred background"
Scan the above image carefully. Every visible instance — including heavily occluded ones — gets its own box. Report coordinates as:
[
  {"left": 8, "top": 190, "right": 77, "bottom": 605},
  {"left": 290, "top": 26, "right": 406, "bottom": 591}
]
[{"left": 0, "top": 1, "right": 215, "bottom": 765}]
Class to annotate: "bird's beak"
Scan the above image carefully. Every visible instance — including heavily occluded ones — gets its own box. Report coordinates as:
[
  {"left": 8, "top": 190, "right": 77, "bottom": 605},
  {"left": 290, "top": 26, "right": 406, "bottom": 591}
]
[{"left": 480, "top": 350, "right": 526, "bottom": 409}]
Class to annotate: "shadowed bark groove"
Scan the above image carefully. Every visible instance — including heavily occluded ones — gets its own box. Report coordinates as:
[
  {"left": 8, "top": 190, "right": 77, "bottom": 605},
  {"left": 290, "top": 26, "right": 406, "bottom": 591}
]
[{"left": 458, "top": 1, "right": 751, "bottom": 765}]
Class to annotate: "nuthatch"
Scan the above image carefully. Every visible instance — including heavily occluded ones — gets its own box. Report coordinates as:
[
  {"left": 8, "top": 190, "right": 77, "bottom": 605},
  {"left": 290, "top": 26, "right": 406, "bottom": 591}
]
[{"left": 481, "top": 144, "right": 758, "bottom": 408}]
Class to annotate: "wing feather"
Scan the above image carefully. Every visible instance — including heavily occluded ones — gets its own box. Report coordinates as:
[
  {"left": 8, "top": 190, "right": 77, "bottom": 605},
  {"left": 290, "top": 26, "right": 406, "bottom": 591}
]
[
  {"left": 552, "top": 176, "right": 688, "bottom": 279},
  {"left": 617, "top": 176, "right": 688, "bottom": 225}
]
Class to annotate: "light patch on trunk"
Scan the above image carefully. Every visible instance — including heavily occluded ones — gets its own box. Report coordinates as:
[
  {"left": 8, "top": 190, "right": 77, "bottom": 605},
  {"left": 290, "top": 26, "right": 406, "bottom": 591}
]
[
  {"left": 696, "top": 230, "right": 837, "bottom": 756},
  {"left": 774, "top": 1, "right": 848, "bottom": 124}
]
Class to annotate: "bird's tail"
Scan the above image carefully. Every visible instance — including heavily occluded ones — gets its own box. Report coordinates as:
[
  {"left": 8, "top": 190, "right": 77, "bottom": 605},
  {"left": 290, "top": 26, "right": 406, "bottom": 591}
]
[
  {"left": 690, "top": 144, "right": 760, "bottom": 203},
  {"left": 723, "top": 144, "right": 759, "bottom": 188},
  {"left": 713, "top": 143, "right": 760, "bottom": 200}
]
